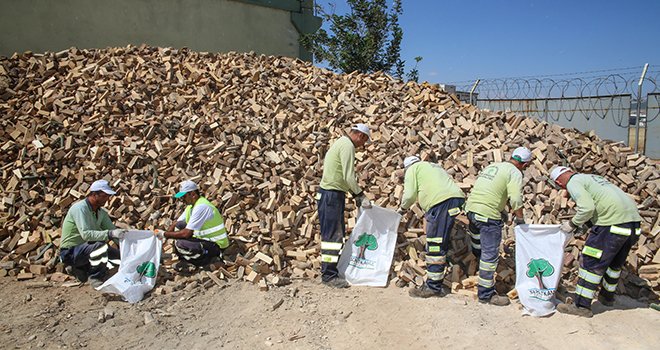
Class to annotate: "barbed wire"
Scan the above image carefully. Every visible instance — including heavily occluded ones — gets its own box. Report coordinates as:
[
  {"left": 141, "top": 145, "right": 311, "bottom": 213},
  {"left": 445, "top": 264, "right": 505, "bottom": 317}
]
[
  {"left": 447, "top": 65, "right": 659, "bottom": 85},
  {"left": 450, "top": 68, "right": 659, "bottom": 155},
  {"left": 455, "top": 72, "right": 660, "bottom": 100}
]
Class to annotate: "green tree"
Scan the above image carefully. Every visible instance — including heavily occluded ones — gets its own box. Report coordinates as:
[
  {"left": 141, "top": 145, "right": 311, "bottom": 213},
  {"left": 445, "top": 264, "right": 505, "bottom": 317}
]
[
  {"left": 354, "top": 232, "right": 378, "bottom": 259},
  {"left": 301, "top": 0, "right": 405, "bottom": 78},
  {"left": 406, "top": 56, "right": 423, "bottom": 82},
  {"left": 526, "top": 259, "right": 555, "bottom": 289}
]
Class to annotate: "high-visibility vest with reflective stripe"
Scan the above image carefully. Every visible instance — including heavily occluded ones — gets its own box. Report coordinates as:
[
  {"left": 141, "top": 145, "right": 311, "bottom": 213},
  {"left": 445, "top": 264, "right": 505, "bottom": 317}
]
[{"left": 185, "top": 197, "right": 229, "bottom": 249}]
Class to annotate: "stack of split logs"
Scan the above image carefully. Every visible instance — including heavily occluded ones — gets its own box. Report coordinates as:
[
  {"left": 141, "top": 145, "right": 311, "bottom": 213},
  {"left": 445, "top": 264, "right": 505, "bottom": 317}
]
[{"left": 0, "top": 46, "right": 658, "bottom": 299}]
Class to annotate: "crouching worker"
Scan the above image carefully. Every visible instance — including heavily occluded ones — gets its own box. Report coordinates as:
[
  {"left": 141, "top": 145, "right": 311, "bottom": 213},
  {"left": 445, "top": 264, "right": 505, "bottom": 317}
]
[
  {"left": 60, "top": 180, "right": 127, "bottom": 288},
  {"left": 158, "top": 180, "right": 229, "bottom": 269}
]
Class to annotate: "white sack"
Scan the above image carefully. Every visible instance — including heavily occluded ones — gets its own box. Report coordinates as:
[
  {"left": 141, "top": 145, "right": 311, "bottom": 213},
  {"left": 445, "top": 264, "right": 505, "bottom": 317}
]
[
  {"left": 515, "top": 224, "right": 569, "bottom": 316},
  {"left": 97, "top": 230, "right": 162, "bottom": 303},
  {"left": 338, "top": 206, "right": 401, "bottom": 287}
]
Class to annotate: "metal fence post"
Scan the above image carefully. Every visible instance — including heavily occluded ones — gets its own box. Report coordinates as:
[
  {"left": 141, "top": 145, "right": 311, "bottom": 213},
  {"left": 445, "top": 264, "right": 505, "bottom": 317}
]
[
  {"left": 469, "top": 79, "right": 480, "bottom": 106},
  {"left": 635, "top": 63, "right": 649, "bottom": 153}
]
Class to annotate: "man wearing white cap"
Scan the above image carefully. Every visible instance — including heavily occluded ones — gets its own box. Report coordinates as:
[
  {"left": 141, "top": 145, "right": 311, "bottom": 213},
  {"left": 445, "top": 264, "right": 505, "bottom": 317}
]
[
  {"left": 464, "top": 146, "right": 532, "bottom": 306},
  {"left": 397, "top": 156, "right": 465, "bottom": 298},
  {"left": 60, "top": 180, "right": 126, "bottom": 288},
  {"left": 317, "top": 123, "right": 372, "bottom": 288},
  {"left": 550, "top": 166, "right": 641, "bottom": 317},
  {"left": 159, "top": 180, "right": 229, "bottom": 268}
]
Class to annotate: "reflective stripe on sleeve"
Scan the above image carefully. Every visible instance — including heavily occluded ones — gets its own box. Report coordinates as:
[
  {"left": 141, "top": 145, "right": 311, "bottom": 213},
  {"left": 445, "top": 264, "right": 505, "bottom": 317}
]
[
  {"left": 448, "top": 207, "right": 461, "bottom": 216},
  {"left": 635, "top": 228, "right": 641, "bottom": 236},
  {"left": 471, "top": 242, "right": 481, "bottom": 249},
  {"left": 427, "top": 237, "right": 443, "bottom": 243}
]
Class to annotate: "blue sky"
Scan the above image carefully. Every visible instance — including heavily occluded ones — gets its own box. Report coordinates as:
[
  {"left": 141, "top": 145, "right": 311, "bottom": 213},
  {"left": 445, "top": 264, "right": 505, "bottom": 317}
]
[{"left": 316, "top": 0, "right": 660, "bottom": 84}]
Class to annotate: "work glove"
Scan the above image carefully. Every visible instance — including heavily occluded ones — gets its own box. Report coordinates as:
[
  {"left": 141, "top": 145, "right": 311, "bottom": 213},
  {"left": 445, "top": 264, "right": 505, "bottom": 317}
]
[
  {"left": 108, "top": 229, "right": 128, "bottom": 240},
  {"left": 513, "top": 216, "right": 526, "bottom": 225},
  {"left": 397, "top": 207, "right": 406, "bottom": 215},
  {"left": 153, "top": 229, "right": 165, "bottom": 240},
  {"left": 355, "top": 193, "right": 372, "bottom": 209},
  {"left": 560, "top": 220, "right": 577, "bottom": 234}
]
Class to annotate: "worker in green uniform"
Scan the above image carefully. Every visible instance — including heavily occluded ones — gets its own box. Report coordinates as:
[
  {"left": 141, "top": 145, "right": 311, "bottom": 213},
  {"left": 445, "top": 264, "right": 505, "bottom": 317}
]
[
  {"left": 317, "top": 124, "right": 372, "bottom": 288},
  {"left": 465, "top": 147, "right": 532, "bottom": 306},
  {"left": 60, "top": 180, "right": 127, "bottom": 288},
  {"left": 397, "top": 156, "right": 465, "bottom": 298},
  {"left": 551, "top": 166, "right": 642, "bottom": 317}
]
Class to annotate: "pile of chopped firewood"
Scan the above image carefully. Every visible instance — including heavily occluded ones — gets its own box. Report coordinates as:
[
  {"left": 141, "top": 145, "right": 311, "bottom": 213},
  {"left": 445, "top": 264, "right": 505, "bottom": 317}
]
[{"left": 0, "top": 46, "right": 657, "bottom": 299}]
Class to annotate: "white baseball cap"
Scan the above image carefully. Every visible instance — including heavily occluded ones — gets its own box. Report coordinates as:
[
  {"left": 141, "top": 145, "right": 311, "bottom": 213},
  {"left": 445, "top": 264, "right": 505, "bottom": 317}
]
[
  {"left": 351, "top": 123, "right": 371, "bottom": 141},
  {"left": 511, "top": 147, "right": 532, "bottom": 163},
  {"left": 403, "top": 156, "right": 421, "bottom": 168},
  {"left": 550, "top": 166, "right": 572, "bottom": 182},
  {"left": 89, "top": 180, "right": 116, "bottom": 195},
  {"left": 174, "top": 180, "right": 199, "bottom": 198}
]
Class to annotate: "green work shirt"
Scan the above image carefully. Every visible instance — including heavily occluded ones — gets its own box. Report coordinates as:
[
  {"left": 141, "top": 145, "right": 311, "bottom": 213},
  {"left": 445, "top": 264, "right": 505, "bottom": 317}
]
[
  {"left": 319, "top": 136, "right": 362, "bottom": 195},
  {"left": 465, "top": 162, "right": 524, "bottom": 220},
  {"left": 401, "top": 161, "right": 465, "bottom": 212},
  {"left": 566, "top": 174, "right": 641, "bottom": 226},
  {"left": 60, "top": 199, "right": 115, "bottom": 249}
]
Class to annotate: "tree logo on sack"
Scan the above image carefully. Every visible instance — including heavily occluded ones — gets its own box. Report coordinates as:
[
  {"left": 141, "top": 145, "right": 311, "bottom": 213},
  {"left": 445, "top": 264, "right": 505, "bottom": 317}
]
[
  {"left": 355, "top": 233, "right": 378, "bottom": 259},
  {"left": 349, "top": 233, "right": 378, "bottom": 270},
  {"left": 136, "top": 261, "right": 157, "bottom": 279},
  {"left": 526, "top": 258, "right": 554, "bottom": 289},
  {"left": 526, "top": 258, "right": 557, "bottom": 301}
]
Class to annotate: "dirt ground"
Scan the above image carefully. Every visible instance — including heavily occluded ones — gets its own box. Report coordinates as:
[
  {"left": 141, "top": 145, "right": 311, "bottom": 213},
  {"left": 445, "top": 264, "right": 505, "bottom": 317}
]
[{"left": 1, "top": 277, "right": 659, "bottom": 350}]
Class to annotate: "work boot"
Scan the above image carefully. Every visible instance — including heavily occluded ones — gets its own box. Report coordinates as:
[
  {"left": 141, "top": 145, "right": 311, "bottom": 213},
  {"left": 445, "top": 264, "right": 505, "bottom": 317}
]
[
  {"left": 65, "top": 265, "right": 88, "bottom": 283},
  {"left": 322, "top": 277, "right": 349, "bottom": 289},
  {"left": 557, "top": 303, "right": 593, "bottom": 318},
  {"left": 409, "top": 284, "right": 448, "bottom": 298},
  {"left": 173, "top": 261, "right": 196, "bottom": 273},
  {"left": 598, "top": 294, "right": 615, "bottom": 307},
  {"left": 89, "top": 277, "right": 105, "bottom": 289},
  {"left": 479, "top": 295, "right": 510, "bottom": 306}
]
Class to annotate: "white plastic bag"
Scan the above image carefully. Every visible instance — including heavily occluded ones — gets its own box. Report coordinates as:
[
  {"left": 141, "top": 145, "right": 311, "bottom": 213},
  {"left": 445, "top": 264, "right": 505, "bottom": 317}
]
[
  {"left": 515, "top": 224, "right": 569, "bottom": 316},
  {"left": 338, "top": 206, "right": 401, "bottom": 287},
  {"left": 97, "top": 230, "right": 162, "bottom": 303}
]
